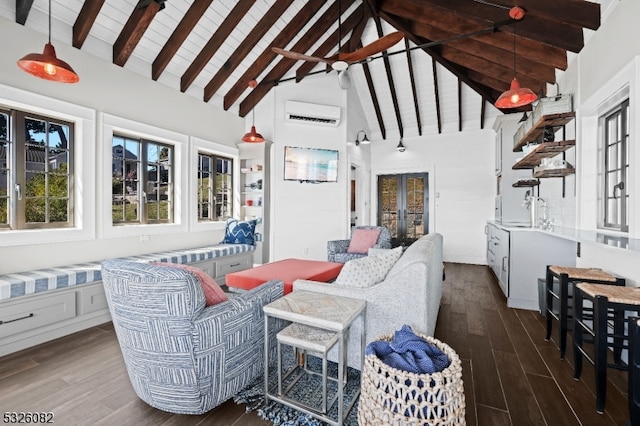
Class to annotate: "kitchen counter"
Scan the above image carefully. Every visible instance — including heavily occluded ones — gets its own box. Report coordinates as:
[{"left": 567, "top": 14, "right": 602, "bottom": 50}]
[{"left": 489, "top": 221, "right": 640, "bottom": 254}]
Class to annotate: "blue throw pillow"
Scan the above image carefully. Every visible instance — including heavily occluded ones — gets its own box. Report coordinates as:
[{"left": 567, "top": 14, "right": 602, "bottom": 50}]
[{"left": 222, "top": 218, "right": 257, "bottom": 245}]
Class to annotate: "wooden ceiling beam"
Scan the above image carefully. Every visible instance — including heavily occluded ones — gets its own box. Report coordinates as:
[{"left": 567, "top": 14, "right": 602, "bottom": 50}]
[
  {"left": 401, "top": 7, "right": 567, "bottom": 70},
  {"left": 457, "top": 78, "right": 462, "bottom": 131},
  {"left": 432, "top": 57, "right": 442, "bottom": 134},
  {"left": 346, "top": 7, "right": 369, "bottom": 54},
  {"left": 113, "top": 0, "right": 163, "bottom": 67},
  {"left": 411, "top": 23, "right": 559, "bottom": 81},
  {"left": 15, "top": 0, "right": 33, "bottom": 25},
  {"left": 152, "top": 0, "right": 214, "bottom": 81},
  {"left": 463, "top": 0, "right": 601, "bottom": 31},
  {"left": 72, "top": 0, "right": 105, "bottom": 49},
  {"left": 222, "top": 0, "right": 327, "bottom": 109},
  {"left": 381, "top": 11, "right": 497, "bottom": 104},
  {"left": 238, "top": 0, "right": 356, "bottom": 117},
  {"left": 382, "top": 0, "right": 585, "bottom": 53},
  {"left": 438, "top": 44, "right": 546, "bottom": 92},
  {"left": 181, "top": 0, "right": 256, "bottom": 93},
  {"left": 405, "top": 38, "right": 423, "bottom": 136},
  {"left": 295, "top": 5, "right": 364, "bottom": 83},
  {"left": 202, "top": 0, "right": 294, "bottom": 101},
  {"left": 365, "top": 0, "right": 404, "bottom": 138},
  {"left": 362, "top": 52, "right": 386, "bottom": 140}
]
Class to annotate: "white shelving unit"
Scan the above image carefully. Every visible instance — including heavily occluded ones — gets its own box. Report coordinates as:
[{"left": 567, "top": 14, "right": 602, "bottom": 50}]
[{"left": 238, "top": 141, "right": 271, "bottom": 264}]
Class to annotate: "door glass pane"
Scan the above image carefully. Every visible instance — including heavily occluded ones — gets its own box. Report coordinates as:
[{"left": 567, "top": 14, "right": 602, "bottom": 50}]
[
  {"left": 379, "top": 176, "right": 399, "bottom": 239},
  {"left": 405, "top": 177, "right": 425, "bottom": 240}
]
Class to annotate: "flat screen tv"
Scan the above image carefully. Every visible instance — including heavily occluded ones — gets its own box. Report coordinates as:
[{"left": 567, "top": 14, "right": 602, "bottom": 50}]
[{"left": 284, "top": 146, "right": 338, "bottom": 183}]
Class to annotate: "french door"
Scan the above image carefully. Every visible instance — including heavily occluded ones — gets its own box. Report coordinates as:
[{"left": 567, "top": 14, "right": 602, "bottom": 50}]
[{"left": 377, "top": 173, "right": 429, "bottom": 247}]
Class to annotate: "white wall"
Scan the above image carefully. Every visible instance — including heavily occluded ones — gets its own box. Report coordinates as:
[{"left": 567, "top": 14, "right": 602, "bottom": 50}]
[
  {"left": 506, "top": 0, "right": 640, "bottom": 286},
  {"left": 0, "top": 17, "right": 244, "bottom": 274},
  {"left": 268, "top": 75, "right": 350, "bottom": 261},
  {"left": 370, "top": 129, "right": 496, "bottom": 264}
]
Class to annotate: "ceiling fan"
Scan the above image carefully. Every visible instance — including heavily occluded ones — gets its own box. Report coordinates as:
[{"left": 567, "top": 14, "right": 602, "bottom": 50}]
[{"left": 272, "top": 31, "right": 404, "bottom": 72}]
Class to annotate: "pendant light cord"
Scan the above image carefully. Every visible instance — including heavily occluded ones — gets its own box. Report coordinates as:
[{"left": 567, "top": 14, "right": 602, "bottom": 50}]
[{"left": 48, "top": 0, "right": 52, "bottom": 44}]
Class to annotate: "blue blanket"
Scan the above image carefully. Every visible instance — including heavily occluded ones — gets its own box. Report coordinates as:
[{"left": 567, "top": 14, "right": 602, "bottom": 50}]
[{"left": 365, "top": 325, "right": 450, "bottom": 374}]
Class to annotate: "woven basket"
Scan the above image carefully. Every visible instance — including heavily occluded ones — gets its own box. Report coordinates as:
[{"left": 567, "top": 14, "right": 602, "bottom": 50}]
[{"left": 357, "top": 333, "right": 465, "bottom": 426}]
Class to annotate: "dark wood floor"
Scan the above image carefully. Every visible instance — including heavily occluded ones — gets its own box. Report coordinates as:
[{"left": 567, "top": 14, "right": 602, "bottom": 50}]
[{"left": 0, "top": 263, "right": 630, "bottom": 425}]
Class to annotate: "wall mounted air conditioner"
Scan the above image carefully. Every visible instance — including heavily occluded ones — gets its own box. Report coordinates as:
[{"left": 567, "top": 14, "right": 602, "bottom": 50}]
[{"left": 285, "top": 101, "right": 341, "bottom": 127}]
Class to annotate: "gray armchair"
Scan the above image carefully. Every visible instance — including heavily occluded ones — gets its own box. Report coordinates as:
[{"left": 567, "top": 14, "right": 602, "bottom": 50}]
[
  {"left": 101, "top": 259, "right": 284, "bottom": 415},
  {"left": 327, "top": 225, "right": 392, "bottom": 263}
]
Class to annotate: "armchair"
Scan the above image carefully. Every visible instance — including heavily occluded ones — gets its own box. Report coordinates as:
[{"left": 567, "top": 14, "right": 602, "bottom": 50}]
[
  {"left": 327, "top": 225, "right": 392, "bottom": 263},
  {"left": 101, "top": 259, "right": 284, "bottom": 415}
]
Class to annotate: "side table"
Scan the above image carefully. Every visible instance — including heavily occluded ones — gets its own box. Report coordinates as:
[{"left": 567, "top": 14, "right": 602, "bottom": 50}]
[{"left": 263, "top": 290, "right": 366, "bottom": 426}]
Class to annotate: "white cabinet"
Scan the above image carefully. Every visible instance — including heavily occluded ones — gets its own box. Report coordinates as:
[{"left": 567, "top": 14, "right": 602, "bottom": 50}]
[
  {"left": 486, "top": 222, "right": 576, "bottom": 310},
  {"left": 486, "top": 223, "right": 509, "bottom": 296},
  {"left": 238, "top": 142, "right": 271, "bottom": 264}
]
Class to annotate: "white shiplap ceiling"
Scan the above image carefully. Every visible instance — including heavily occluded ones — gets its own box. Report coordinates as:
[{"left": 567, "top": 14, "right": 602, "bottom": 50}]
[{"left": 1, "top": 0, "right": 619, "bottom": 141}]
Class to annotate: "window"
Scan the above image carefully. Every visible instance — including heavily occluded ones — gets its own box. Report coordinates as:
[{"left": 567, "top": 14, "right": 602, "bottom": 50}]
[
  {"left": 112, "top": 134, "right": 174, "bottom": 224},
  {"left": 197, "top": 152, "right": 233, "bottom": 221},
  {"left": 599, "top": 99, "right": 629, "bottom": 232},
  {"left": 0, "top": 109, "right": 74, "bottom": 229}
]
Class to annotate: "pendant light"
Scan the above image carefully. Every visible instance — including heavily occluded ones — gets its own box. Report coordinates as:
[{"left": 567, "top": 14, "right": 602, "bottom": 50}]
[
  {"left": 17, "top": 0, "right": 79, "bottom": 83},
  {"left": 494, "top": 7, "right": 536, "bottom": 109},
  {"left": 241, "top": 80, "right": 265, "bottom": 143},
  {"left": 396, "top": 138, "right": 406, "bottom": 152}
]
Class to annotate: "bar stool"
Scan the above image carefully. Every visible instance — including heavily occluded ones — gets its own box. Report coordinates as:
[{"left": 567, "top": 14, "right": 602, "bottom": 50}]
[
  {"left": 627, "top": 316, "right": 640, "bottom": 426},
  {"left": 573, "top": 283, "right": 640, "bottom": 414},
  {"left": 545, "top": 265, "right": 625, "bottom": 359}
]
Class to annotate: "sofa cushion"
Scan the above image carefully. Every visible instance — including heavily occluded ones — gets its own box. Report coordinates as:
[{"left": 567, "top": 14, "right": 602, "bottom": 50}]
[
  {"left": 347, "top": 228, "right": 381, "bottom": 254},
  {"left": 222, "top": 218, "right": 257, "bottom": 245},
  {"left": 152, "top": 262, "right": 228, "bottom": 306},
  {"left": 335, "top": 246, "right": 402, "bottom": 288}
]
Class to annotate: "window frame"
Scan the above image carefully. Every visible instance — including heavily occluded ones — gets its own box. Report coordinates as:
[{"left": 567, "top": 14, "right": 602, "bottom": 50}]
[
  {"left": 111, "top": 133, "right": 175, "bottom": 225},
  {"left": 101, "top": 113, "right": 187, "bottom": 239},
  {"left": 600, "top": 99, "right": 629, "bottom": 232},
  {"left": 189, "top": 136, "right": 239, "bottom": 234},
  {"left": 0, "top": 83, "right": 95, "bottom": 247},
  {"left": 197, "top": 151, "right": 233, "bottom": 222}
]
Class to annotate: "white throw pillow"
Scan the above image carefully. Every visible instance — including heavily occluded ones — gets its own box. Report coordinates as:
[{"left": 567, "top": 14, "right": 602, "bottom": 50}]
[
  {"left": 368, "top": 247, "right": 390, "bottom": 257},
  {"left": 335, "top": 247, "right": 403, "bottom": 288}
]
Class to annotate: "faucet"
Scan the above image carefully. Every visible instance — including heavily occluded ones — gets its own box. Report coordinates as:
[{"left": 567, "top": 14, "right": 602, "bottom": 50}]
[{"left": 523, "top": 192, "right": 546, "bottom": 228}]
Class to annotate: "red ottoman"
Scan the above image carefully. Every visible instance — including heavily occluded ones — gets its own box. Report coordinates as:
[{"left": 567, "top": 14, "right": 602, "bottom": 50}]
[{"left": 226, "top": 258, "right": 344, "bottom": 294}]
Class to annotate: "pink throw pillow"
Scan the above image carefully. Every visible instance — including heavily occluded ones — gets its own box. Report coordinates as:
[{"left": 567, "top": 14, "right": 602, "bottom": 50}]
[
  {"left": 347, "top": 228, "right": 382, "bottom": 254},
  {"left": 152, "top": 262, "right": 228, "bottom": 306}
]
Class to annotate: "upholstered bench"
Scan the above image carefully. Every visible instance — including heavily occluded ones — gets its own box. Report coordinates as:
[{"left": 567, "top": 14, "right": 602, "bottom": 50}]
[{"left": 0, "top": 243, "right": 254, "bottom": 356}]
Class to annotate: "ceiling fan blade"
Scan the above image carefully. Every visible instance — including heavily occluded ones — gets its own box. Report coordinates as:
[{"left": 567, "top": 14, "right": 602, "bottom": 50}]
[
  {"left": 271, "top": 47, "right": 332, "bottom": 65},
  {"left": 339, "top": 31, "right": 404, "bottom": 63}
]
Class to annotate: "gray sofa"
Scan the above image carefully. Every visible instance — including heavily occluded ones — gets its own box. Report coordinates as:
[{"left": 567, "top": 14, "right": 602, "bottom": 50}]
[{"left": 293, "top": 233, "right": 444, "bottom": 369}]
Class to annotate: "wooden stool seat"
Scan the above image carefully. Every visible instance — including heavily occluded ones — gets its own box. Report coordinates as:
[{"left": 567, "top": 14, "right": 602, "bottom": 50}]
[
  {"left": 577, "top": 283, "right": 640, "bottom": 305},
  {"left": 573, "top": 282, "right": 639, "bottom": 414},
  {"left": 545, "top": 265, "right": 625, "bottom": 359},
  {"left": 548, "top": 266, "right": 618, "bottom": 282}
]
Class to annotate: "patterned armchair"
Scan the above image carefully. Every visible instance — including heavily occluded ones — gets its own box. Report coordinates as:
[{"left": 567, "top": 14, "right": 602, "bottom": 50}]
[
  {"left": 101, "top": 259, "right": 284, "bottom": 415},
  {"left": 327, "top": 225, "right": 392, "bottom": 263}
]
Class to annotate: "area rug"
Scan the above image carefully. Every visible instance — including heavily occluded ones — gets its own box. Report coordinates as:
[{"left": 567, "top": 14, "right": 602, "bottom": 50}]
[{"left": 234, "top": 347, "right": 360, "bottom": 426}]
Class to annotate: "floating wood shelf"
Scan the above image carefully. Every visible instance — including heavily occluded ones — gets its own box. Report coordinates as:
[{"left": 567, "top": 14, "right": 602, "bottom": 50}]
[
  {"left": 513, "top": 112, "right": 576, "bottom": 152},
  {"left": 512, "top": 140, "right": 576, "bottom": 169},
  {"left": 533, "top": 167, "right": 576, "bottom": 178},
  {"left": 512, "top": 179, "right": 541, "bottom": 187}
]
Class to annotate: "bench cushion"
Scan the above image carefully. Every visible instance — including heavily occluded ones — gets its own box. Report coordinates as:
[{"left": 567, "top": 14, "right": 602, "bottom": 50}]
[{"left": 0, "top": 243, "right": 254, "bottom": 301}]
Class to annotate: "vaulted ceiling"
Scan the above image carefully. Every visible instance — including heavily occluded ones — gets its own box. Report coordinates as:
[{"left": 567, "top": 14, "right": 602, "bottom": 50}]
[{"left": 5, "top": 0, "right": 612, "bottom": 140}]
